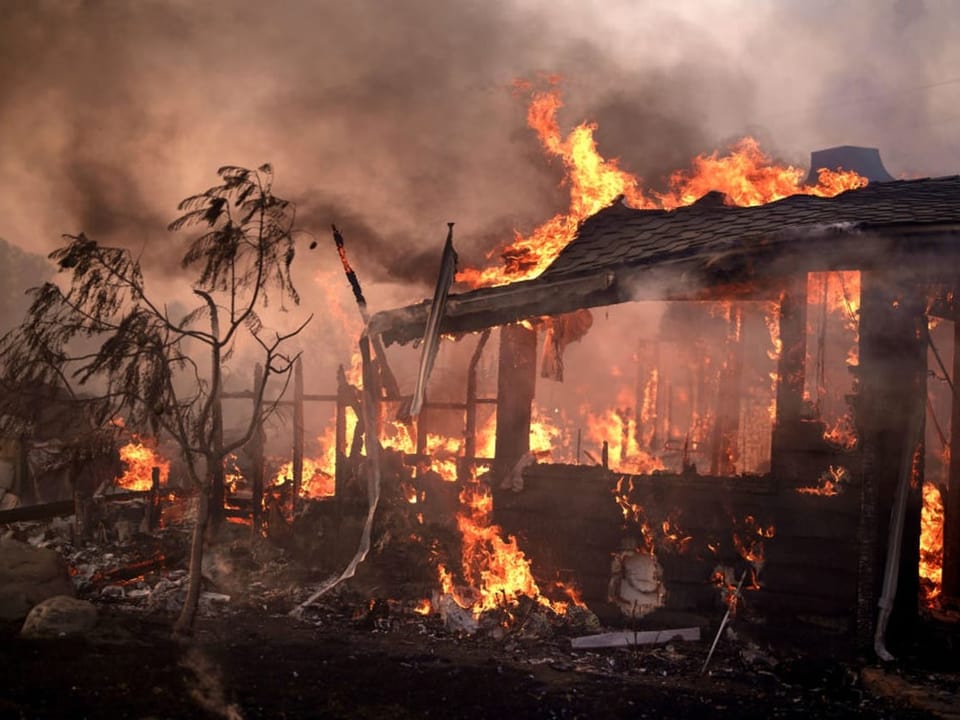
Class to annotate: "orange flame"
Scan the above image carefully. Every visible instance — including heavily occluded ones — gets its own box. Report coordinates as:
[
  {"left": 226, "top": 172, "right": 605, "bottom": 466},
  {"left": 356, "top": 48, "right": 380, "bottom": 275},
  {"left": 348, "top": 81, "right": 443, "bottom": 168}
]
[
  {"left": 271, "top": 458, "right": 335, "bottom": 498},
  {"left": 920, "top": 482, "right": 944, "bottom": 608},
  {"left": 806, "top": 271, "right": 861, "bottom": 448},
  {"left": 437, "top": 483, "right": 582, "bottom": 618},
  {"left": 458, "top": 84, "right": 868, "bottom": 289},
  {"left": 117, "top": 438, "right": 170, "bottom": 491},
  {"left": 585, "top": 387, "right": 665, "bottom": 473}
]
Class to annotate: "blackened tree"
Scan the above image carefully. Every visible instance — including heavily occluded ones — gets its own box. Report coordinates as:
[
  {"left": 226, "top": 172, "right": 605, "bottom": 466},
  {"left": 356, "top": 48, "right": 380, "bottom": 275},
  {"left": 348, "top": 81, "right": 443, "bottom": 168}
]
[{"left": 0, "top": 164, "right": 311, "bottom": 633}]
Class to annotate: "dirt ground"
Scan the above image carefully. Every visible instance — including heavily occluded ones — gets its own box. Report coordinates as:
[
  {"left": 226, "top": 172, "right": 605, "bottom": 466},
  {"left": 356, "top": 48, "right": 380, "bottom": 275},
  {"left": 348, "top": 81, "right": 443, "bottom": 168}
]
[
  {"left": 3, "top": 508, "right": 959, "bottom": 720},
  {"left": 3, "top": 598, "right": 959, "bottom": 720}
]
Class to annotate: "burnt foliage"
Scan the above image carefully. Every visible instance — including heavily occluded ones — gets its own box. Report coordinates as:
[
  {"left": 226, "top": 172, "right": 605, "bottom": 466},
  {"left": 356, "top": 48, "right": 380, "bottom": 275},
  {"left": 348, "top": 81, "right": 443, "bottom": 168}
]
[{"left": 0, "top": 164, "right": 305, "bottom": 457}]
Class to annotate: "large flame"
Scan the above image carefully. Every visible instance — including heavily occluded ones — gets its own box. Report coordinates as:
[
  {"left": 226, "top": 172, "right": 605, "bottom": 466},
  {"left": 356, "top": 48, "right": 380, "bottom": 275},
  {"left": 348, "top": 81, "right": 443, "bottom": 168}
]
[
  {"left": 458, "top": 83, "right": 868, "bottom": 289},
  {"left": 586, "top": 387, "right": 665, "bottom": 473},
  {"left": 437, "top": 483, "right": 582, "bottom": 618},
  {"left": 920, "top": 481, "right": 944, "bottom": 608},
  {"left": 117, "top": 437, "right": 170, "bottom": 491}
]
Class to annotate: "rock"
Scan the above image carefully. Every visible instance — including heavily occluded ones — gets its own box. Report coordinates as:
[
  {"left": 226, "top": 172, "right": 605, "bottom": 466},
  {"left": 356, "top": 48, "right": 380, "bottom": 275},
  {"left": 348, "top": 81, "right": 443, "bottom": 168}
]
[
  {"left": 100, "top": 585, "right": 126, "bottom": 601},
  {"left": 0, "top": 537, "right": 75, "bottom": 621},
  {"left": 20, "top": 595, "right": 98, "bottom": 639}
]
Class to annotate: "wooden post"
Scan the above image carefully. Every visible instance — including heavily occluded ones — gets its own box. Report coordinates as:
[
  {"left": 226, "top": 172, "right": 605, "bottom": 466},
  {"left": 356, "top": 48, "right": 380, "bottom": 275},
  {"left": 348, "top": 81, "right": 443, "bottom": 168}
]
[
  {"left": 775, "top": 278, "right": 808, "bottom": 430},
  {"left": 944, "top": 317, "right": 960, "bottom": 602},
  {"left": 855, "top": 271, "right": 926, "bottom": 648},
  {"left": 209, "top": 394, "right": 225, "bottom": 533},
  {"left": 462, "top": 329, "right": 491, "bottom": 481},
  {"left": 251, "top": 363, "right": 265, "bottom": 533},
  {"left": 335, "top": 364, "right": 348, "bottom": 501},
  {"left": 771, "top": 275, "right": 809, "bottom": 487},
  {"left": 601, "top": 441, "right": 609, "bottom": 470},
  {"left": 416, "top": 412, "right": 428, "bottom": 471},
  {"left": 148, "top": 466, "right": 162, "bottom": 530},
  {"left": 711, "top": 304, "right": 744, "bottom": 476},
  {"left": 292, "top": 357, "right": 304, "bottom": 519},
  {"left": 73, "top": 483, "right": 92, "bottom": 541},
  {"left": 494, "top": 324, "right": 537, "bottom": 479}
]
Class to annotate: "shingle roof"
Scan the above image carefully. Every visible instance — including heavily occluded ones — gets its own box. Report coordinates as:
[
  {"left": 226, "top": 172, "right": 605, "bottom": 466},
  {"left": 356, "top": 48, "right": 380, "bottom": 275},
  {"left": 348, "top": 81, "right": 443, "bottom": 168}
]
[
  {"left": 370, "top": 176, "right": 960, "bottom": 345},
  {"left": 540, "top": 175, "right": 960, "bottom": 282}
]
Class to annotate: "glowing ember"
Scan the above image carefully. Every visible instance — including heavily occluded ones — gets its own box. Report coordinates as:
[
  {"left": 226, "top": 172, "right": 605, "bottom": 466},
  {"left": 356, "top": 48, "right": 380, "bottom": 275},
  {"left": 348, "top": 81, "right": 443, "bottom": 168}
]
[
  {"left": 117, "top": 438, "right": 170, "bottom": 491},
  {"left": 660, "top": 512, "right": 693, "bottom": 555},
  {"left": 920, "top": 482, "right": 944, "bottom": 608},
  {"left": 796, "top": 465, "right": 849, "bottom": 496},
  {"left": 458, "top": 83, "right": 867, "bottom": 289},
  {"left": 732, "top": 515, "right": 775, "bottom": 588},
  {"left": 711, "top": 565, "right": 742, "bottom": 614},
  {"left": 413, "top": 598, "right": 432, "bottom": 616},
  {"left": 437, "top": 483, "right": 582, "bottom": 619}
]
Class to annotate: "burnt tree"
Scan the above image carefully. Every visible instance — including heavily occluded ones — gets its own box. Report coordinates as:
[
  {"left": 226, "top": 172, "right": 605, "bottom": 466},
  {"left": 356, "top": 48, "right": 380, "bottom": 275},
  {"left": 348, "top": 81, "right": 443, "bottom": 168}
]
[{"left": 0, "top": 164, "right": 311, "bottom": 634}]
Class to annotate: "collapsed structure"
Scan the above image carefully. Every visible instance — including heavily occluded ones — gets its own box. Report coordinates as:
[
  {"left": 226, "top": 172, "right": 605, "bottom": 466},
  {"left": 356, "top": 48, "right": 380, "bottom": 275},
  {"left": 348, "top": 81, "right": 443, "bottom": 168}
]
[{"left": 367, "top": 167, "right": 960, "bottom": 650}]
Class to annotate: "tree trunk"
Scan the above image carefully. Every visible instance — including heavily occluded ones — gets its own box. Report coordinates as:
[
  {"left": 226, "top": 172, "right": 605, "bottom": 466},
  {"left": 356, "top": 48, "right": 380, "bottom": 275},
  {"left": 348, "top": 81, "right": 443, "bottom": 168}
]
[{"left": 174, "top": 488, "right": 210, "bottom": 635}]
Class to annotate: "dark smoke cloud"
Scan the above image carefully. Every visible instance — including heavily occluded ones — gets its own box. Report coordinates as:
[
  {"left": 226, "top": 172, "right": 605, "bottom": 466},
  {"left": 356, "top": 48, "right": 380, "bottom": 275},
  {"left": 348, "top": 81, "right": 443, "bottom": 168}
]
[
  {"left": 0, "top": 0, "right": 752, "bottom": 305},
  {"left": 1, "top": 0, "right": 958, "bottom": 316}
]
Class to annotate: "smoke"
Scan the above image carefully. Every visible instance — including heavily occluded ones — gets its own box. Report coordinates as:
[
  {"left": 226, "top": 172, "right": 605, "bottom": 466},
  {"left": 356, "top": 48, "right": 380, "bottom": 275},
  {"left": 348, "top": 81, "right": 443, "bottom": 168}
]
[
  {"left": 740, "top": 0, "right": 960, "bottom": 177},
  {"left": 180, "top": 646, "right": 244, "bottom": 720},
  {"left": 1, "top": 0, "right": 958, "bottom": 309}
]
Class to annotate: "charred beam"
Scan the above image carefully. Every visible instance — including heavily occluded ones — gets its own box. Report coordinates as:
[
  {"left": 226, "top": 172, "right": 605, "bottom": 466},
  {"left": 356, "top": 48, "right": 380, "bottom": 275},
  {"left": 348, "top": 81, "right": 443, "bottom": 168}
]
[
  {"left": 944, "top": 315, "right": 960, "bottom": 600},
  {"left": 855, "top": 271, "right": 926, "bottom": 650},
  {"left": 494, "top": 323, "right": 537, "bottom": 479}
]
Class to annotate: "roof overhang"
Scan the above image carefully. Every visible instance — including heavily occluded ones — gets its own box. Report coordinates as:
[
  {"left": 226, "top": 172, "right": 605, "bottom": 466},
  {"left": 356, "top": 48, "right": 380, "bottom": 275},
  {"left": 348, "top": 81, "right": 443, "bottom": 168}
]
[{"left": 368, "top": 218, "right": 960, "bottom": 347}]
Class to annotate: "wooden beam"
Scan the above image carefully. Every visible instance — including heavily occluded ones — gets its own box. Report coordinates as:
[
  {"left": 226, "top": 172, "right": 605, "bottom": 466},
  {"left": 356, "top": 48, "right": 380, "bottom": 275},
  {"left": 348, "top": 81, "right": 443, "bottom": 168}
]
[
  {"left": 855, "top": 271, "right": 926, "bottom": 648},
  {"left": 0, "top": 499, "right": 75, "bottom": 524},
  {"left": 944, "top": 317, "right": 960, "bottom": 600},
  {"left": 250, "top": 363, "right": 265, "bottom": 533},
  {"left": 462, "top": 329, "right": 491, "bottom": 481},
  {"left": 292, "top": 357, "right": 304, "bottom": 518},
  {"left": 494, "top": 324, "right": 537, "bottom": 478}
]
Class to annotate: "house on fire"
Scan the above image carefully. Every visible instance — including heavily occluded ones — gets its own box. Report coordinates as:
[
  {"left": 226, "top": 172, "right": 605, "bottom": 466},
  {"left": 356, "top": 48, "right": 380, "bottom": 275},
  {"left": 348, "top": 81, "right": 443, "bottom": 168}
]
[{"left": 367, "top": 163, "right": 960, "bottom": 651}]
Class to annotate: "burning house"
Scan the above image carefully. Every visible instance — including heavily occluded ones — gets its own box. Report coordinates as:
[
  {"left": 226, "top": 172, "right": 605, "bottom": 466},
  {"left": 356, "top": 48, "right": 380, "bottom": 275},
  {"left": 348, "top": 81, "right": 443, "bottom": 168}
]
[{"left": 364, "top": 156, "right": 960, "bottom": 654}]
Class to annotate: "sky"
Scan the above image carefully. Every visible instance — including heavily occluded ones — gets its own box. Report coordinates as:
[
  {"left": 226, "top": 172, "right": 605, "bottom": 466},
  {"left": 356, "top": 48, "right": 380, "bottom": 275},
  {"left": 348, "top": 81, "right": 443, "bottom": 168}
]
[{"left": 2, "top": 0, "right": 959, "bottom": 321}]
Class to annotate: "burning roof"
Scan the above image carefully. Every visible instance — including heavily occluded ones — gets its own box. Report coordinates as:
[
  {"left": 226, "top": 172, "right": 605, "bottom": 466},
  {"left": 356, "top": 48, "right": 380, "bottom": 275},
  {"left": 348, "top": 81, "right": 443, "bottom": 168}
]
[{"left": 370, "top": 175, "right": 960, "bottom": 345}]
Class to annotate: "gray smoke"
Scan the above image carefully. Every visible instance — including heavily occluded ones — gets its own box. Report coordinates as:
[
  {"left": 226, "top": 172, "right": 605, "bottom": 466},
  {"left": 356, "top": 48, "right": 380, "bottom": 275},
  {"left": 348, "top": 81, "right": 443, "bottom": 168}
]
[{"left": 0, "top": 0, "right": 958, "bottom": 309}]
